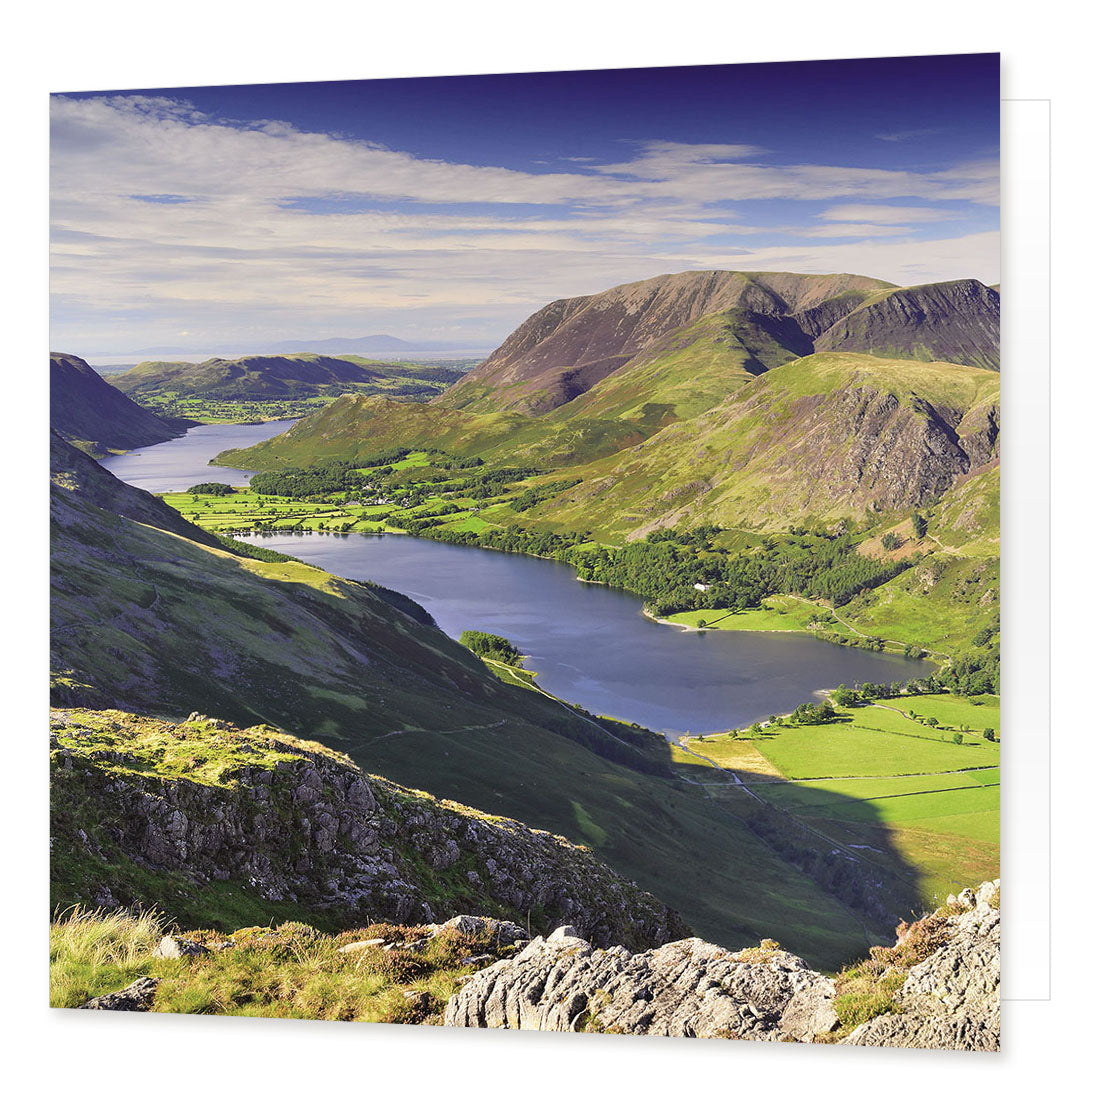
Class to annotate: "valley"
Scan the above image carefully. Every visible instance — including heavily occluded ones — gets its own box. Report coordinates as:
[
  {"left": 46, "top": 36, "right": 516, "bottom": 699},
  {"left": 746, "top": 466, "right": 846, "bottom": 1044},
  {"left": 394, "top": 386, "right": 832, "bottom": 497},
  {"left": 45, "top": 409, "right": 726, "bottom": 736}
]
[{"left": 50, "top": 267, "right": 1000, "bottom": 984}]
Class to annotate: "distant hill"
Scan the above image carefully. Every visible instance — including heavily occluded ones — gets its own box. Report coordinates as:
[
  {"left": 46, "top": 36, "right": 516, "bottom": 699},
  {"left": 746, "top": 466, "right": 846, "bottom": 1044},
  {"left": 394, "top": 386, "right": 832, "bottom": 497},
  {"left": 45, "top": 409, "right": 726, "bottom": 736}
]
[
  {"left": 111, "top": 353, "right": 468, "bottom": 403},
  {"left": 265, "top": 335, "right": 491, "bottom": 356},
  {"left": 126, "top": 336, "right": 491, "bottom": 357},
  {"left": 439, "top": 270, "right": 998, "bottom": 416},
  {"left": 50, "top": 352, "right": 190, "bottom": 456}
]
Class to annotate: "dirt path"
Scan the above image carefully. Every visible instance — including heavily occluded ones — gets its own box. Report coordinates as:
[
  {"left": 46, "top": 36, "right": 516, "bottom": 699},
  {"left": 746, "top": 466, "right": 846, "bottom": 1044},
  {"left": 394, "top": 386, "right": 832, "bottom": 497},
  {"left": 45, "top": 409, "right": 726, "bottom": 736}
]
[{"left": 373, "top": 718, "right": 507, "bottom": 742}]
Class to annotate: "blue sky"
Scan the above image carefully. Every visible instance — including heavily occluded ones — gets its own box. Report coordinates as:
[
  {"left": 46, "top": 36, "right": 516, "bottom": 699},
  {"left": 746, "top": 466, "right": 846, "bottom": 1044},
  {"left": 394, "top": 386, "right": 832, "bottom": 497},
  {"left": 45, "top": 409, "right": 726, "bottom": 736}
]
[{"left": 50, "top": 55, "right": 999, "bottom": 354}]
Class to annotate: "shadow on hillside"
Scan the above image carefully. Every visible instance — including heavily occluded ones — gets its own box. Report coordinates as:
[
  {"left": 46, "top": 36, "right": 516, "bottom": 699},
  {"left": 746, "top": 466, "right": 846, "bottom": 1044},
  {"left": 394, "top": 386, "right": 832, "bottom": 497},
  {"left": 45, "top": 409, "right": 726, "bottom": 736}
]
[{"left": 665, "top": 747, "right": 935, "bottom": 953}]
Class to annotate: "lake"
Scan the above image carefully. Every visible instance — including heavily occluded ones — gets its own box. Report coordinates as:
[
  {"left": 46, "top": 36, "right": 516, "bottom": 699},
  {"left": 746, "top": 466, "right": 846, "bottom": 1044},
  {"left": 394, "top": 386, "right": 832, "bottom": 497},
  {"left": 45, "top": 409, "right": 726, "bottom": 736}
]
[
  {"left": 240, "top": 530, "right": 928, "bottom": 736},
  {"left": 98, "top": 419, "right": 298, "bottom": 494},
  {"left": 99, "top": 418, "right": 929, "bottom": 736}
]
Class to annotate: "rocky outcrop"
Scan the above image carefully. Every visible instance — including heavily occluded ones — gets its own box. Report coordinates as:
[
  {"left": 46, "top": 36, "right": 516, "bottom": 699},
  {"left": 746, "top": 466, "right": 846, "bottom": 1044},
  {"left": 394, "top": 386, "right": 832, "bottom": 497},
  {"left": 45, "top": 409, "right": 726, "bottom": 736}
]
[
  {"left": 50, "top": 351, "right": 190, "bottom": 456},
  {"left": 445, "top": 927, "right": 838, "bottom": 1040},
  {"left": 843, "top": 881, "right": 1000, "bottom": 1051},
  {"left": 50, "top": 709, "right": 687, "bottom": 951},
  {"left": 445, "top": 883, "right": 1000, "bottom": 1051}
]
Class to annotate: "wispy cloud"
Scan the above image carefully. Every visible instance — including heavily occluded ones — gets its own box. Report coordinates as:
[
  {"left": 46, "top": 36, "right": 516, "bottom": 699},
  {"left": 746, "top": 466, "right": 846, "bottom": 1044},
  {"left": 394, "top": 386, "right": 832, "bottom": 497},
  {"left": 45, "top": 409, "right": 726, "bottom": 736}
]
[
  {"left": 875, "top": 128, "right": 940, "bottom": 142},
  {"left": 817, "top": 204, "right": 958, "bottom": 224},
  {"left": 49, "top": 96, "right": 999, "bottom": 351}
]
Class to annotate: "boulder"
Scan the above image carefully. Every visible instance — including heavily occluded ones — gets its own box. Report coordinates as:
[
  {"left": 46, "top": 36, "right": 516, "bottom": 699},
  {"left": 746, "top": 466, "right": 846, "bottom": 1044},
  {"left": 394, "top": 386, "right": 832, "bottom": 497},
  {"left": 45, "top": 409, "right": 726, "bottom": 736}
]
[
  {"left": 78, "top": 977, "right": 160, "bottom": 1011},
  {"left": 431, "top": 915, "right": 529, "bottom": 945},
  {"left": 152, "top": 935, "right": 209, "bottom": 959},
  {"left": 337, "top": 938, "right": 386, "bottom": 954}
]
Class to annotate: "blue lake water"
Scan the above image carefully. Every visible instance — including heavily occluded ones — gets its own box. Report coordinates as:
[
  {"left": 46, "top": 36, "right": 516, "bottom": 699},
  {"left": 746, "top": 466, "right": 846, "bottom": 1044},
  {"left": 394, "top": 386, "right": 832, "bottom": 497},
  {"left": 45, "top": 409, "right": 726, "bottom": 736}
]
[
  {"left": 98, "top": 419, "right": 298, "bottom": 494},
  {"left": 98, "top": 418, "right": 930, "bottom": 736},
  {"left": 242, "top": 530, "right": 929, "bottom": 737}
]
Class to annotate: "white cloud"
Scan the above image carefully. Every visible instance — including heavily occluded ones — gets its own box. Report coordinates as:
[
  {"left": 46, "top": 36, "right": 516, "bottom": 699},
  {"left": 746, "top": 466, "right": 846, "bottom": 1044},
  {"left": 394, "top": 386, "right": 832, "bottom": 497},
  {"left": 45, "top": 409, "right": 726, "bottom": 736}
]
[
  {"left": 49, "top": 95, "right": 999, "bottom": 350},
  {"left": 818, "top": 204, "right": 958, "bottom": 224}
]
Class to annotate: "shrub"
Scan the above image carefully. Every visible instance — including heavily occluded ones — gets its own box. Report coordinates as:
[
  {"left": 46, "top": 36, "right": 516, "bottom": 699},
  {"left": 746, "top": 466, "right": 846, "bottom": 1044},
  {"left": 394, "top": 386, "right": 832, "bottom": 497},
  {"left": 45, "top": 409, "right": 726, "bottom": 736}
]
[
  {"left": 187, "top": 482, "right": 234, "bottom": 495},
  {"left": 459, "top": 630, "right": 524, "bottom": 666}
]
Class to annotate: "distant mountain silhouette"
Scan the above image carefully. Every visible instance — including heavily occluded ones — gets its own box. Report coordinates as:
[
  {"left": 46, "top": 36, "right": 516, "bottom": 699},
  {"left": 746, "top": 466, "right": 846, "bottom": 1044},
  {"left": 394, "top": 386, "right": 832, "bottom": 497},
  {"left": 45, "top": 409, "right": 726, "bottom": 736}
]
[{"left": 125, "top": 335, "right": 492, "bottom": 357}]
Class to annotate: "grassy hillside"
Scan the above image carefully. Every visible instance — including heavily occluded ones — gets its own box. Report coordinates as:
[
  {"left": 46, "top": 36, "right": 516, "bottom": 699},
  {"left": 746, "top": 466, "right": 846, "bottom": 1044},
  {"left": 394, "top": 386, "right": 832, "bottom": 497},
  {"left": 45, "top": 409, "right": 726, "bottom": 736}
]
[
  {"left": 214, "top": 392, "right": 650, "bottom": 472},
  {"left": 50, "top": 908, "right": 526, "bottom": 1022},
  {"left": 50, "top": 352, "right": 190, "bottom": 456},
  {"left": 51, "top": 432, "right": 222, "bottom": 549},
  {"left": 51, "top": 448, "right": 901, "bottom": 967}
]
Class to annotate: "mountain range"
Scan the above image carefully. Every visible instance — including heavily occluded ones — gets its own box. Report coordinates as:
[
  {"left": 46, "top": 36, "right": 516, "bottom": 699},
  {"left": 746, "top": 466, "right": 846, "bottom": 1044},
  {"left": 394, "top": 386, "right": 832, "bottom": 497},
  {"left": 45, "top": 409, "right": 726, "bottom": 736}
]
[
  {"left": 123, "top": 335, "right": 491, "bottom": 357},
  {"left": 111, "top": 353, "right": 468, "bottom": 403},
  {"left": 221, "top": 269, "right": 999, "bottom": 541},
  {"left": 441, "top": 271, "right": 998, "bottom": 416}
]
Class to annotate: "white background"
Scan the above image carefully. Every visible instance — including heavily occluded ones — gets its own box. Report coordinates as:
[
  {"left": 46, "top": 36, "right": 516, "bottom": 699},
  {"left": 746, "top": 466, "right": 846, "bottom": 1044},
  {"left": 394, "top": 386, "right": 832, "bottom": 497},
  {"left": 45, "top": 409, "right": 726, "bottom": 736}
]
[{"left": 2, "top": 2, "right": 1092, "bottom": 1093}]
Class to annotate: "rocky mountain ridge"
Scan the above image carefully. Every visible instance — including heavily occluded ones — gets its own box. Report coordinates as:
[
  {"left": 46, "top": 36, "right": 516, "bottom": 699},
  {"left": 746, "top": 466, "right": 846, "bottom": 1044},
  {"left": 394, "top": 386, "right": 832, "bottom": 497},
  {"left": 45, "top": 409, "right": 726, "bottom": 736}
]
[
  {"left": 441, "top": 270, "right": 895, "bottom": 414},
  {"left": 51, "top": 707, "right": 687, "bottom": 950},
  {"left": 440, "top": 270, "right": 998, "bottom": 415}
]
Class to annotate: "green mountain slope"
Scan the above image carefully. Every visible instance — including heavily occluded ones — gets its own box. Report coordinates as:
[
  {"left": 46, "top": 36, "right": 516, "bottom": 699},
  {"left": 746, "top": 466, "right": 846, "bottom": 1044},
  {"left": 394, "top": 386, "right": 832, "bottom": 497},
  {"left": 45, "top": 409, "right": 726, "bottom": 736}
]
[
  {"left": 50, "top": 445, "right": 886, "bottom": 966},
  {"left": 50, "top": 431, "right": 222, "bottom": 549},
  {"left": 50, "top": 352, "right": 189, "bottom": 456},
  {"left": 527, "top": 353, "right": 1000, "bottom": 538},
  {"left": 214, "top": 392, "right": 650, "bottom": 472}
]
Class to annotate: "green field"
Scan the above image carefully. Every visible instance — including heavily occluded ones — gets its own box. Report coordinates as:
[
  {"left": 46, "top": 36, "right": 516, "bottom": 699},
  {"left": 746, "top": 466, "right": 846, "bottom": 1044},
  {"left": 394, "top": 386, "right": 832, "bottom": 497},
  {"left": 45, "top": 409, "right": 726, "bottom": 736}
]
[
  {"left": 751, "top": 721, "right": 998, "bottom": 780},
  {"left": 164, "top": 451, "right": 546, "bottom": 541},
  {"left": 682, "top": 693, "right": 999, "bottom": 908},
  {"left": 135, "top": 394, "right": 335, "bottom": 423},
  {"left": 665, "top": 595, "right": 859, "bottom": 636}
]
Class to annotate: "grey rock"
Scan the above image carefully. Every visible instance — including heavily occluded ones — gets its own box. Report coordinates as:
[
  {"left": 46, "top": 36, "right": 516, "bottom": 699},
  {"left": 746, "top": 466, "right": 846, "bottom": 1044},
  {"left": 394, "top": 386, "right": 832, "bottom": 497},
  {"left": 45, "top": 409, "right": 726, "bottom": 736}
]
[
  {"left": 843, "top": 882, "right": 1000, "bottom": 1051},
  {"left": 445, "top": 929, "right": 837, "bottom": 1040},
  {"left": 152, "top": 934, "right": 209, "bottom": 959},
  {"left": 431, "top": 915, "right": 529, "bottom": 945},
  {"left": 448, "top": 884, "right": 1002, "bottom": 1051},
  {"left": 338, "top": 938, "right": 386, "bottom": 954},
  {"left": 78, "top": 977, "right": 160, "bottom": 1011}
]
